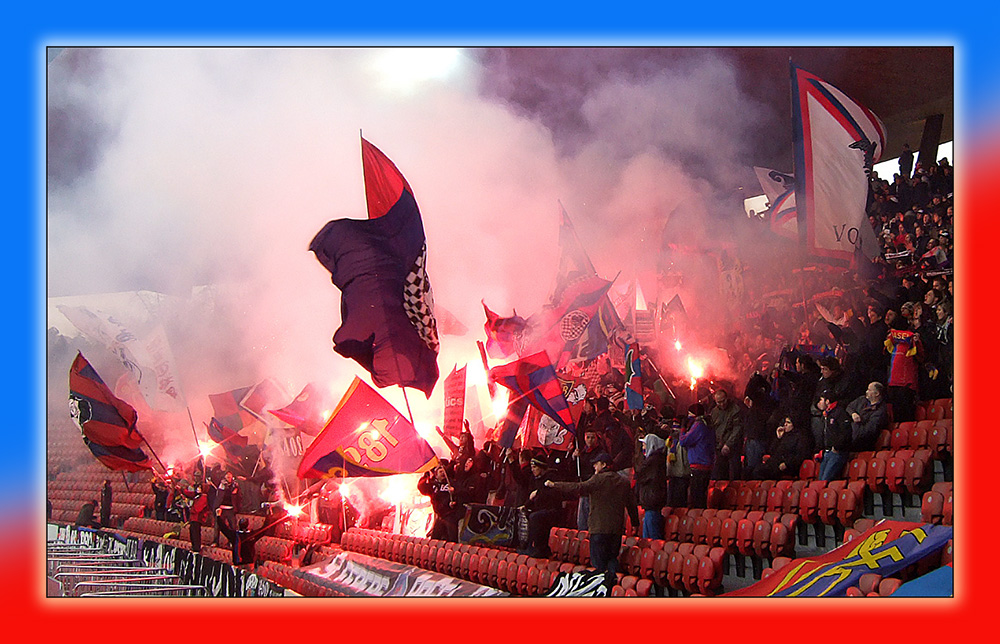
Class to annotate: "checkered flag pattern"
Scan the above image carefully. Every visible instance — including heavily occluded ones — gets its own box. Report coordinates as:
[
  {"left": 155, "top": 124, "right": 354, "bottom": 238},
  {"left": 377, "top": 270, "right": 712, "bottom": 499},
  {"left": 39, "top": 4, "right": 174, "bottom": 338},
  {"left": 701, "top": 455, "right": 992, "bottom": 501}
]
[{"left": 402, "top": 243, "right": 440, "bottom": 354}]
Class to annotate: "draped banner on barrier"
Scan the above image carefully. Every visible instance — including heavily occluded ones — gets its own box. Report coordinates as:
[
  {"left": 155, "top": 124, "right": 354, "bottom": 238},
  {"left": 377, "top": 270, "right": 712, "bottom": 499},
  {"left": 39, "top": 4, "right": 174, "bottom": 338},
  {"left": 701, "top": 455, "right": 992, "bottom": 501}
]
[
  {"left": 53, "top": 526, "right": 284, "bottom": 597},
  {"left": 300, "top": 550, "right": 506, "bottom": 597}
]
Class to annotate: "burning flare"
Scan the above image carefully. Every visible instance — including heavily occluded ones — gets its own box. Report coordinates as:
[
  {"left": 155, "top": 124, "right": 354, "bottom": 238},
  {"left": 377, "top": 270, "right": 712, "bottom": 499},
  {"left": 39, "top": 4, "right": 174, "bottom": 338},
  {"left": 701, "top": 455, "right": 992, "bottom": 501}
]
[{"left": 687, "top": 357, "right": 704, "bottom": 391}]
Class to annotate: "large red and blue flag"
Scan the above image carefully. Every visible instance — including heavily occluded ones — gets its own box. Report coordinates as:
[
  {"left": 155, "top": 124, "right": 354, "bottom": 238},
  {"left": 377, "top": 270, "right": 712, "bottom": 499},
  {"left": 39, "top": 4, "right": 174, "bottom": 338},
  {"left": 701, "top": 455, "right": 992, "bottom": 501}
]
[
  {"left": 68, "top": 352, "right": 152, "bottom": 472},
  {"left": 489, "top": 351, "right": 577, "bottom": 439},
  {"left": 297, "top": 377, "right": 439, "bottom": 479},
  {"left": 309, "top": 137, "right": 440, "bottom": 398},
  {"left": 523, "top": 275, "right": 613, "bottom": 370},
  {"left": 206, "top": 417, "right": 260, "bottom": 476},
  {"left": 624, "top": 342, "right": 643, "bottom": 410}
]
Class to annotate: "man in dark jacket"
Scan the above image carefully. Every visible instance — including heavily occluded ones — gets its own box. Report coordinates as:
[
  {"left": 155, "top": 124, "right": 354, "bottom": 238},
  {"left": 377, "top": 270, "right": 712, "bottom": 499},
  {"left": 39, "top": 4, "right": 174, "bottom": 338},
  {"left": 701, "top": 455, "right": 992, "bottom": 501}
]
[
  {"left": 709, "top": 388, "right": 743, "bottom": 481},
  {"left": 75, "top": 499, "right": 100, "bottom": 528},
  {"left": 216, "top": 512, "right": 280, "bottom": 567},
  {"left": 100, "top": 480, "right": 113, "bottom": 527},
  {"left": 546, "top": 453, "right": 639, "bottom": 577},
  {"left": 759, "top": 417, "right": 812, "bottom": 480},
  {"left": 817, "top": 395, "right": 852, "bottom": 481},
  {"left": 846, "top": 382, "right": 889, "bottom": 452},
  {"left": 417, "top": 463, "right": 463, "bottom": 542},
  {"left": 522, "top": 457, "right": 563, "bottom": 558}
]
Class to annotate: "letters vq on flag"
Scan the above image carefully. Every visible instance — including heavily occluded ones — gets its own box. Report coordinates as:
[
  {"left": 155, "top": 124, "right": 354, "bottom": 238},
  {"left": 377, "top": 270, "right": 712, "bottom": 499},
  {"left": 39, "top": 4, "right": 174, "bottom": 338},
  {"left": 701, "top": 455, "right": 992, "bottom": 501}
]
[
  {"left": 790, "top": 63, "right": 885, "bottom": 264},
  {"left": 69, "top": 352, "right": 153, "bottom": 472},
  {"left": 297, "top": 377, "right": 439, "bottom": 479},
  {"left": 309, "top": 137, "right": 440, "bottom": 398}
]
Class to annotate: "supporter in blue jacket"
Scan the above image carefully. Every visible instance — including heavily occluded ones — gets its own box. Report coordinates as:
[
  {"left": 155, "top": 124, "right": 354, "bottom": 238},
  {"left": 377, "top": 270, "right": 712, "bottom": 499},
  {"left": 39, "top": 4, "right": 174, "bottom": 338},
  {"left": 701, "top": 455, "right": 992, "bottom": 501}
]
[{"left": 679, "top": 403, "right": 715, "bottom": 508}]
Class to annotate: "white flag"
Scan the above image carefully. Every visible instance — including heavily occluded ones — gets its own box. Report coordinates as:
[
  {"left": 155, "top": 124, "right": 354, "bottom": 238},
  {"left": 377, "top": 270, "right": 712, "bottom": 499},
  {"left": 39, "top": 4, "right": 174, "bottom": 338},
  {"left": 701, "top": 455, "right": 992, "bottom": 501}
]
[
  {"left": 791, "top": 63, "right": 885, "bottom": 262},
  {"left": 56, "top": 305, "right": 187, "bottom": 412}
]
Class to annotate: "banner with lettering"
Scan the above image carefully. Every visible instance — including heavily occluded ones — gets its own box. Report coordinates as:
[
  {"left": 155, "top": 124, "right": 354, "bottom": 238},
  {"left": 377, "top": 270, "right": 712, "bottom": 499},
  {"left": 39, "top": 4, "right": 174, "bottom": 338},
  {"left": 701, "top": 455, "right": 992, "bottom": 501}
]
[{"left": 442, "top": 364, "right": 467, "bottom": 437}]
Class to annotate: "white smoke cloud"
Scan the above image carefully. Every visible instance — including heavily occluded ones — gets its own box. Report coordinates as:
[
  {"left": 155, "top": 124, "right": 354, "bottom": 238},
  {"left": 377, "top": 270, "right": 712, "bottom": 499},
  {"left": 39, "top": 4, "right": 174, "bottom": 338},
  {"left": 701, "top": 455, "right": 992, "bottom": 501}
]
[{"left": 47, "top": 47, "right": 778, "bottom": 470}]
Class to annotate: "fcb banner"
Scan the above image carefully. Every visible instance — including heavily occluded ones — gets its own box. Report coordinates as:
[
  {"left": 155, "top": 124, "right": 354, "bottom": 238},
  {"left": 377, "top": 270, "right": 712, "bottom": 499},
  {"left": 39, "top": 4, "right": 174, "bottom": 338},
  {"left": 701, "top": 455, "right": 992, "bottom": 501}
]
[
  {"left": 300, "top": 550, "right": 504, "bottom": 597},
  {"left": 297, "top": 377, "right": 438, "bottom": 479},
  {"left": 442, "top": 364, "right": 467, "bottom": 438},
  {"left": 791, "top": 63, "right": 885, "bottom": 264},
  {"left": 724, "top": 520, "right": 952, "bottom": 597}
]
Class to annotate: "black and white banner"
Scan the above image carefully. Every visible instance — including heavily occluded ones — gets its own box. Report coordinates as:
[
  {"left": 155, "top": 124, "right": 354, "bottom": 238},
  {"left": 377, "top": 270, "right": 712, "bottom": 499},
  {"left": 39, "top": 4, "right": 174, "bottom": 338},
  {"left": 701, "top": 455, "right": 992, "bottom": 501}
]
[
  {"left": 542, "top": 570, "right": 610, "bottom": 597},
  {"left": 300, "top": 550, "right": 505, "bottom": 597}
]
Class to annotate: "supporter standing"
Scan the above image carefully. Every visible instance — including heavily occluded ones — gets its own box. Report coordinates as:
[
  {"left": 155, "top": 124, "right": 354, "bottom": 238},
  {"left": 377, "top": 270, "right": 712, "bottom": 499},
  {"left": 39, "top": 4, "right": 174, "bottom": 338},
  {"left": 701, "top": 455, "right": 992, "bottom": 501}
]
[
  {"left": 573, "top": 428, "right": 607, "bottom": 530},
  {"left": 709, "top": 388, "right": 743, "bottom": 481},
  {"left": 521, "top": 457, "right": 563, "bottom": 558},
  {"left": 886, "top": 317, "right": 923, "bottom": 422},
  {"left": 816, "top": 395, "right": 852, "bottom": 481},
  {"left": 418, "top": 463, "right": 463, "bottom": 543},
  {"left": 545, "top": 452, "right": 639, "bottom": 581},
  {"left": 100, "top": 479, "right": 112, "bottom": 528},
  {"left": 679, "top": 404, "right": 715, "bottom": 508},
  {"left": 211, "top": 471, "right": 240, "bottom": 546},
  {"left": 633, "top": 432, "right": 667, "bottom": 539}
]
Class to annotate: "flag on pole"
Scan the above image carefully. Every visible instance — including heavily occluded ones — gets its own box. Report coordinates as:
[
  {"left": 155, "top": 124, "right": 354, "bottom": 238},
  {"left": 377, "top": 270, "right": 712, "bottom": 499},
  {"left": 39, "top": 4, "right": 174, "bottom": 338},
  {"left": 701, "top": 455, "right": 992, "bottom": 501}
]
[
  {"left": 489, "top": 352, "right": 577, "bottom": 437},
  {"left": 482, "top": 301, "right": 527, "bottom": 359},
  {"left": 57, "top": 305, "right": 186, "bottom": 412},
  {"left": 297, "top": 377, "right": 439, "bottom": 479},
  {"left": 522, "top": 275, "right": 613, "bottom": 370},
  {"left": 790, "top": 63, "right": 885, "bottom": 263},
  {"left": 521, "top": 405, "right": 575, "bottom": 452},
  {"left": 309, "top": 137, "right": 440, "bottom": 398},
  {"left": 624, "top": 343, "right": 643, "bottom": 411},
  {"left": 206, "top": 418, "right": 260, "bottom": 476},
  {"left": 269, "top": 383, "right": 334, "bottom": 436},
  {"left": 68, "top": 352, "right": 152, "bottom": 472}
]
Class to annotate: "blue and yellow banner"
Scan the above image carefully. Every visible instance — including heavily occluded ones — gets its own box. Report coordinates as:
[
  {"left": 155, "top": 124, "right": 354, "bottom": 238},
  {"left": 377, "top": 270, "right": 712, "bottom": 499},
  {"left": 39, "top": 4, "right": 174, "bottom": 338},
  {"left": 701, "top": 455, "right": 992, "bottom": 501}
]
[{"left": 724, "top": 520, "right": 953, "bottom": 597}]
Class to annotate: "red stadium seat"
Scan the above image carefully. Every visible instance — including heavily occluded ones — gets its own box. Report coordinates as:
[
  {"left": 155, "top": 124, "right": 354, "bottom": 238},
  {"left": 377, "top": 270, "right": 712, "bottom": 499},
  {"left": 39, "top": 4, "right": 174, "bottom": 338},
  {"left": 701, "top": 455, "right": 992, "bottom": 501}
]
[
  {"left": 666, "top": 552, "right": 686, "bottom": 592},
  {"left": 858, "top": 572, "right": 883, "bottom": 595},
  {"left": 836, "top": 488, "right": 863, "bottom": 528},
  {"left": 696, "top": 556, "right": 719, "bottom": 595},
  {"left": 751, "top": 520, "right": 771, "bottom": 559},
  {"left": 692, "top": 516, "right": 709, "bottom": 545},
  {"left": 682, "top": 554, "right": 701, "bottom": 594},
  {"left": 878, "top": 577, "right": 903, "bottom": 596},
  {"left": 904, "top": 456, "right": 932, "bottom": 496},
  {"left": 737, "top": 485, "right": 755, "bottom": 511},
  {"left": 817, "top": 488, "right": 840, "bottom": 526},
  {"left": 651, "top": 550, "right": 670, "bottom": 586},
  {"left": 924, "top": 403, "right": 945, "bottom": 421},
  {"left": 639, "top": 547, "right": 656, "bottom": 579},
  {"left": 635, "top": 578, "right": 653, "bottom": 597},
  {"left": 705, "top": 517, "right": 724, "bottom": 548},
  {"left": 665, "top": 515, "right": 680, "bottom": 541},
  {"left": 678, "top": 516, "right": 695, "bottom": 543},
  {"left": 890, "top": 424, "right": 912, "bottom": 450},
  {"left": 766, "top": 487, "right": 785, "bottom": 513},
  {"left": 578, "top": 539, "right": 591, "bottom": 566}
]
